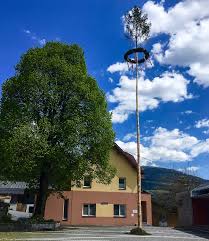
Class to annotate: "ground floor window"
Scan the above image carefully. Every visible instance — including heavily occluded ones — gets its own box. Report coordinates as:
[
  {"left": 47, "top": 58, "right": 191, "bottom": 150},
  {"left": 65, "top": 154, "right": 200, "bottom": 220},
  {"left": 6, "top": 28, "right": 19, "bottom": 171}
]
[
  {"left": 63, "top": 199, "right": 69, "bottom": 220},
  {"left": 114, "top": 204, "right": 126, "bottom": 217},
  {"left": 82, "top": 204, "right": 96, "bottom": 217}
]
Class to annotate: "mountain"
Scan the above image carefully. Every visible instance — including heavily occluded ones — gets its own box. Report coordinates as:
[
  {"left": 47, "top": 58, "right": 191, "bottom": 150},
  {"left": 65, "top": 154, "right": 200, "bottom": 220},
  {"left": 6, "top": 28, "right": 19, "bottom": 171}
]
[
  {"left": 142, "top": 166, "right": 208, "bottom": 192},
  {"left": 142, "top": 166, "right": 209, "bottom": 214}
]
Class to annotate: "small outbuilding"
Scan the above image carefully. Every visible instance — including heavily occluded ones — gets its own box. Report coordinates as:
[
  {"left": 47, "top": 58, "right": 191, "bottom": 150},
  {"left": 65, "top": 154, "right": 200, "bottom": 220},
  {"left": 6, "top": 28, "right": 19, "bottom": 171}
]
[{"left": 176, "top": 183, "right": 209, "bottom": 227}]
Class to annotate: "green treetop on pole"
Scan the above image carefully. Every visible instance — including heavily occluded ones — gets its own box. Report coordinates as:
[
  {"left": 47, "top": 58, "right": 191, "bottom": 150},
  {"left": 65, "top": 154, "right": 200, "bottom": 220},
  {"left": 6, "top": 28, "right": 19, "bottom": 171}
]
[{"left": 123, "top": 6, "right": 151, "bottom": 47}]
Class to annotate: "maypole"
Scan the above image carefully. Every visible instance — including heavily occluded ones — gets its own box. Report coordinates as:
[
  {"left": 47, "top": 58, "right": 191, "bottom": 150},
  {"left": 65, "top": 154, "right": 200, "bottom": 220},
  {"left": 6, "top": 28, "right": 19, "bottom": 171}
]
[{"left": 123, "top": 6, "right": 151, "bottom": 232}]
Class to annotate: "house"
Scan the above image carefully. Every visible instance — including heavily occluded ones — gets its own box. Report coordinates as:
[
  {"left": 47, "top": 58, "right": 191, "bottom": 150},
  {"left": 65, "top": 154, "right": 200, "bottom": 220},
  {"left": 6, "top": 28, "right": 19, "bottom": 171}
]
[
  {"left": 0, "top": 182, "right": 34, "bottom": 220},
  {"left": 45, "top": 144, "right": 152, "bottom": 226},
  {"left": 176, "top": 183, "right": 209, "bottom": 227}
]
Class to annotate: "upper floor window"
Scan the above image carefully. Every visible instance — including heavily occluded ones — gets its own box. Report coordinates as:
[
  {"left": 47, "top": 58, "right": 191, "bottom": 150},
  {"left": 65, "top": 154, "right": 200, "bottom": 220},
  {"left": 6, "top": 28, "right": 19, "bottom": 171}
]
[
  {"left": 83, "top": 177, "right": 91, "bottom": 188},
  {"left": 119, "top": 177, "right": 126, "bottom": 190},
  {"left": 82, "top": 204, "right": 96, "bottom": 217},
  {"left": 114, "top": 204, "right": 126, "bottom": 217}
]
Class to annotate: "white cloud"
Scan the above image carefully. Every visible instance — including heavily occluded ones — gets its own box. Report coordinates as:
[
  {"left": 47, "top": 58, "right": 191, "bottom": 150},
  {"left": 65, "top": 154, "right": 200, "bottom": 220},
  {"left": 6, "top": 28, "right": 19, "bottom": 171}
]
[
  {"left": 24, "top": 29, "right": 31, "bottom": 34},
  {"left": 123, "top": 133, "right": 136, "bottom": 142},
  {"left": 195, "top": 119, "right": 209, "bottom": 129},
  {"left": 186, "top": 166, "right": 199, "bottom": 172},
  {"left": 143, "top": 0, "right": 209, "bottom": 36},
  {"left": 117, "top": 127, "right": 209, "bottom": 165},
  {"left": 143, "top": 0, "right": 209, "bottom": 87},
  {"left": 116, "top": 140, "right": 153, "bottom": 166},
  {"left": 24, "top": 29, "right": 46, "bottom": 46},
  {"left": 190, "top": 139, "right": 209, "bottom": 158},
  {"left": 107, "top": 62, "right": 129, "bottom": 74},
  {"left": 188, "top": 63, "right": 209, "bottom": 88},
  {"left": 108, "top": 72, "right": 192, "bottom": 123},
  {"left": 108, "top": 77, "right": 114, "bottom": 83},
  {"left": 39, "top": 38, "right": 46, "bottom": 46},
  {"left": 152, "top": 42, "right": 164, "bottom": 63},
  {"left": 195, "top": 119, "right": 209, "bottom": 134},
  {"left": 184, "top": 110, "right": 193, "bottom": 115},
  {"left": 178, "top": 166, "right": 200, "bottom": 173},
  {"left": 149, "top": 127, "right": 199, "bottom": 151}
]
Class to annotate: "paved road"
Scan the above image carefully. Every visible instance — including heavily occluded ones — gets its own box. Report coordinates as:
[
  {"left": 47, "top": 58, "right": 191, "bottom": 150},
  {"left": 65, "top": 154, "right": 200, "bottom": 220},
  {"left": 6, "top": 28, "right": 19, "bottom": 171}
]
[{"left": 0, "top": 226, "right": 208, "bottom": 241}]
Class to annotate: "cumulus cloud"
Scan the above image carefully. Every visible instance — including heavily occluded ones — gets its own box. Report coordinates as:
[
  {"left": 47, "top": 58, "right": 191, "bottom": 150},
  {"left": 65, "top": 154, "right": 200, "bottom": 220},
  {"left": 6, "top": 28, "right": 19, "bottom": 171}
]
[
  {"left": 188, "top": 63, "right": 209, "bottom": 88},
  {"left": 117, "top": 127, "right": 209, "bottom": 165},
  {"left": 116, "top": 140, "right": 153, "bottom": 166},
  {"left": 107, "top": 62, "right": 129, "bottom": 74},
  {"left": 107, "top": 72, "right": 192, "bottom": 123},
  {"left": 143, "top": 0, "right": 209, "bottom": 36},
  {"left": 143, "top": 0, "right": 209, "bottom": 87}
]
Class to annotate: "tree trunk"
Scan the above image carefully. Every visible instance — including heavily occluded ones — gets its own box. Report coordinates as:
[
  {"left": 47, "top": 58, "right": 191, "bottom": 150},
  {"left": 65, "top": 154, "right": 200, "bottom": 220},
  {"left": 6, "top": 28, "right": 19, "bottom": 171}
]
[{"left": 34, "top": 172, "right": 49, "bottom": 218}]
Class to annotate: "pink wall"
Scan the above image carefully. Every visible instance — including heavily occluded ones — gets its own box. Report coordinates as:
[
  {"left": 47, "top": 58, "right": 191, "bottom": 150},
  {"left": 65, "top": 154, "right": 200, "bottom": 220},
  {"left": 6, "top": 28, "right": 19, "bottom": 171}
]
[{"left": 45, "top": 191, "right": 152, "bottom": 226}]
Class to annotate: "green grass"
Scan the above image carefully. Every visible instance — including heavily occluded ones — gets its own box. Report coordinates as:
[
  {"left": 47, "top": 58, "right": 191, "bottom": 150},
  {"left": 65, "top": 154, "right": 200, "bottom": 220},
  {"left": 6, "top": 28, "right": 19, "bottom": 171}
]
[{"left": 0, "top": 232, "right": 55, "bottom": 240}]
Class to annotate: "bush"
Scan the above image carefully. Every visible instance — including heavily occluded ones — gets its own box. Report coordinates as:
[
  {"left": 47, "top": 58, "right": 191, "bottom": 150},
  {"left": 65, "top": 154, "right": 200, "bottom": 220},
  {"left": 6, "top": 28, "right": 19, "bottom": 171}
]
[
  {"left": 18, "top": 216, "right": 55, "bottom": 224},
  {"left": 130, "top": 227, "right": 150, "bottom": 235},
  {"left": 0, "top": 213, "right": 16, "bottom": 224}
]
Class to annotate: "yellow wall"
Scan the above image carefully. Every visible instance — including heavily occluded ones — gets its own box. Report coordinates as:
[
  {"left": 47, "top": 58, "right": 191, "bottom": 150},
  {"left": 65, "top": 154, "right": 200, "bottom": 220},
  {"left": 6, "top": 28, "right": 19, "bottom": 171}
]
[
  {"left": 96, "top": 204, "right": 113, "bottom": 217},
  {"left": 72, "top": 148, "right": 137, "bottom": 193}
]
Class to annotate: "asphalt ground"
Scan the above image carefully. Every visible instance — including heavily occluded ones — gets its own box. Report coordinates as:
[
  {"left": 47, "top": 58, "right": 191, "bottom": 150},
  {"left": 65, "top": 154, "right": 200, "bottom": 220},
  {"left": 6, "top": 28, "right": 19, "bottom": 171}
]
[{"left": 0, "top": 226, "right": 208, "bottom": 241}]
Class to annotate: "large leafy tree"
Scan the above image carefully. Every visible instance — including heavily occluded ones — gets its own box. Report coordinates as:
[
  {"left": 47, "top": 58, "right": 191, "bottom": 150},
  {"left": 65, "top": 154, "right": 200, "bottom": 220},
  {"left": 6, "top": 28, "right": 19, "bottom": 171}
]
[{"left": 0, "top": 42, "right": 115, "bottom": 217}]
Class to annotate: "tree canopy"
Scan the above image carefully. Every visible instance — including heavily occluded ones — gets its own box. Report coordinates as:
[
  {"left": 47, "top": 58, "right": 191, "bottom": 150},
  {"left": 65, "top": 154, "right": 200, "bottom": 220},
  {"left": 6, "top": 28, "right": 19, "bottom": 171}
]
[
  {"left": 0, "top": 42, "right": 115, "bottom": 217},
  {"left": 123, "top": 6, "right": 151, "bottom": 46}
]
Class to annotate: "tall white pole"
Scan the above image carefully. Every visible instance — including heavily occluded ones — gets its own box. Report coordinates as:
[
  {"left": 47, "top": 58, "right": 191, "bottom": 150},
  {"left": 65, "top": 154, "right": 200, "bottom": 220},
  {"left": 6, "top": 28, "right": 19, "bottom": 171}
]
[{"left": 135, "top": 40, "right": 142, "bottom": 229}]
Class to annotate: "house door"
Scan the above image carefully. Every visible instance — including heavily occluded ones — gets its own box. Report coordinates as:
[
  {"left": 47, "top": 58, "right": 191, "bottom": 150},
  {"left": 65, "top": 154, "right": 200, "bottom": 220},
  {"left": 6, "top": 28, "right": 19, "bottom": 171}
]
[{"left": 142, "top": 201, "right": 147, "bottom": 223}]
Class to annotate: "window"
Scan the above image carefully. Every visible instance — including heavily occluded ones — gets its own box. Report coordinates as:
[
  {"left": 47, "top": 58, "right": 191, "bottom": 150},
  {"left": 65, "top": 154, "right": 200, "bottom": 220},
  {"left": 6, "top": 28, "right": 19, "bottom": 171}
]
[
  {"left": 114, "top": 204, "right": 126, "bottom": 217},
  {"left": 119, "top": 177, "right": 126, "bottom": 190},
  {"left": 63, "top": 199, "right": 69, "bottom": 220},
  {"left": 82, "top": 204, "right": 96, "bottom": 216},
  {"left": 83, "top": 177, "right": 91, "bottom": 188},
  {"left": 28, "top": 206, "right": 34, "bottom": 214}
]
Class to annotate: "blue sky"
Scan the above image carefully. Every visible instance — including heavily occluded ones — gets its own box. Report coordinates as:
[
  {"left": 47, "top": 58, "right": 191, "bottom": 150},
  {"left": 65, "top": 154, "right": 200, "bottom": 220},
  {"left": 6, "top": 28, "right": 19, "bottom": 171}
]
[{"left": 1, "top": 0, "right": 209, "bottom": 179}]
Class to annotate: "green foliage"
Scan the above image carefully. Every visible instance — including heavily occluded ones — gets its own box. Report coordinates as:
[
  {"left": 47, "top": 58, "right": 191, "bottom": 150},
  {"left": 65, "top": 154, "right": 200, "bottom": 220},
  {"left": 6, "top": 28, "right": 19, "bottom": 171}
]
[
  {"left": 0, "top": 213, "right": 13, "bottom": 224},
  {"left": 124, "top": 6, "right": 151, "bottom": 45},
  {"left": 18, "top": 216, "right": 54, "bottom": 224},
  {"left": 0, "top": 42, "right": 115, "bottom": 214}
]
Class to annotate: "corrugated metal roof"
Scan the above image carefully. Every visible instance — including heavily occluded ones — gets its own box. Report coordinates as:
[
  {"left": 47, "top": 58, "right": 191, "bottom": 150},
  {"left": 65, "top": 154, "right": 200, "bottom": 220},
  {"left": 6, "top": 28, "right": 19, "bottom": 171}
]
[
  {"left": 0, "top": 182, "right": 27, "bottom": 195},
  {"left": 191, "top": 182, "right": 209, "bottom": 198},
  {"left": 192, "top": 183, "right": 209, "bottom": 192}
]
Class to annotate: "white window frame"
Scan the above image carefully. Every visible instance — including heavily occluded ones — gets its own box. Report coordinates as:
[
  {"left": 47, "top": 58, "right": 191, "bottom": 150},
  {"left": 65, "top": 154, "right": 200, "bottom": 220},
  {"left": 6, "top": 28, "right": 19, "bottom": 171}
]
[
  {"left": 119, "top": 177, "right": 126, "bottom": 190},
  {"left": 114, "top": 204, "right": 126, "bottom": 217},
  {"left": 82, "top": 204, "right": 96, "bottom": 217}
]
